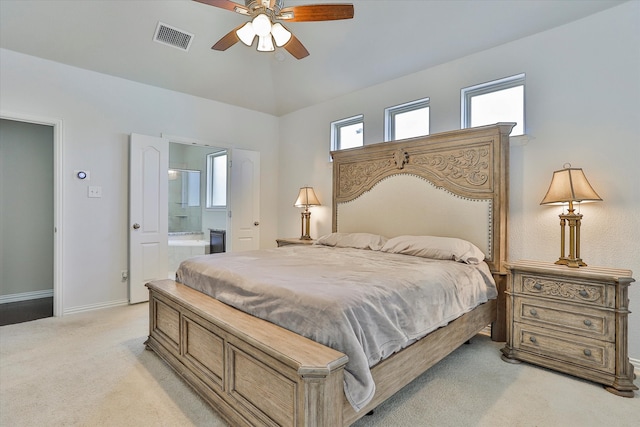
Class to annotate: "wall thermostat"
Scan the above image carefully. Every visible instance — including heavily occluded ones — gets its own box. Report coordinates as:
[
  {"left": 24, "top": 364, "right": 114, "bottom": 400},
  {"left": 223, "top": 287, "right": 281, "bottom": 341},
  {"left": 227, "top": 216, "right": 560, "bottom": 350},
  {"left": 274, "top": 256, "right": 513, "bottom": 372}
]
[{"left": 74, "top": 170, "right": 90, "bottom": 180}]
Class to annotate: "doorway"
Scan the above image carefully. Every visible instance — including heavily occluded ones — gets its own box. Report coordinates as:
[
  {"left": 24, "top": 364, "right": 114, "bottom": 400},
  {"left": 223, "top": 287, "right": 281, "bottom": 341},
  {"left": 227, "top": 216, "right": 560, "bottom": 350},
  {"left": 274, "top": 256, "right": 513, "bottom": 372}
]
[
  {"left": 129, "top": 134, "right": 260, "bottom": 302},
  {"left": 0, "top": 112, "right": 63, "bottom": 317},
  {"left": 167, "top": 142, "right": 227, "bottom": 278},
  {"left": 0, "top": 119, "right": 54, "bottom": 324}
]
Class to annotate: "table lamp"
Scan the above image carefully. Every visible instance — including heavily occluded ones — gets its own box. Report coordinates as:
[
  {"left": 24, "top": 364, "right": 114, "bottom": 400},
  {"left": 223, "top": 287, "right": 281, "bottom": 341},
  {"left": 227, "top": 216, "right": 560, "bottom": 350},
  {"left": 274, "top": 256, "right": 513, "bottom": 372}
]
[
  {"left": 294, "top": 187, "right": 320, "bottom": 240},
  {"left": 540, "top": 164, "right": 602, "bottom": 268}
]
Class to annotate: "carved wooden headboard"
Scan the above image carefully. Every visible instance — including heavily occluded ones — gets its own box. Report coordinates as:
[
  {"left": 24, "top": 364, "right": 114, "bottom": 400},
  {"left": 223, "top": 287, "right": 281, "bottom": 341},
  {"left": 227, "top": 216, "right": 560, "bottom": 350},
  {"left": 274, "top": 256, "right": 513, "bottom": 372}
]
[{"left": 331, "top": 123, "right": 514, "bottom": 274}]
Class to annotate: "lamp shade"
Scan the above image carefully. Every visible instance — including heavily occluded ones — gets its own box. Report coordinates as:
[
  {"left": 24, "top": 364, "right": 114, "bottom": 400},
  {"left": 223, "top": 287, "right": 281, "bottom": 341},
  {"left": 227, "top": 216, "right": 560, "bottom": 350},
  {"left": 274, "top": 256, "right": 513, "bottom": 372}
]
[
  {"left": 252, "top": 14, "right": 272, "bottom": 37},
  {"left": 236, "top": 21, "right": 256, "bottom": 46},
  {"left": 271, "top": 23, "right": 292, "bottom": 47},
  {"left": 540, "top": 167, "right": 602, "bottom": 205},
  {"left": 294, "top": 187, "right": 321, "bottom": 208},
  {"left": 257, "top": 34, "right": 275, "bottom": 52}
]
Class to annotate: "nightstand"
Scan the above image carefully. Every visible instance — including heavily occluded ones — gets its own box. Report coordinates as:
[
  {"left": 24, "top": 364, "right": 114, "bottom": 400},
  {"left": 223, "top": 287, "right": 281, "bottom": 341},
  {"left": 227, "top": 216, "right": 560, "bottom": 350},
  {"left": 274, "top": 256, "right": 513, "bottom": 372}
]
[
  {"left": 501, "top": 260, "right": 637, "bottom": 397},
  {"left": 276, "top": 237, "right": 315, "bottom": 247}
]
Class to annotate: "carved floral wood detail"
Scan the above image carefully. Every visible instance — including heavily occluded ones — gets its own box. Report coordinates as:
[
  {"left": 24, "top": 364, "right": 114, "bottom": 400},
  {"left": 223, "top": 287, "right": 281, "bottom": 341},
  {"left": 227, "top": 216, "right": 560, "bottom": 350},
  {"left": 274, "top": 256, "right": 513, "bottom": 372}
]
[
  {"left": 523, "top": 277, "right": 603, "bottom": 304},
  {"left": 338, "top": 159, "right": 393, "bottom": 196},
  {"left": 338, "top": 144, "right": 492, "bottom": 199},
  {"left": 411, "top": 146, "right": 491, "bottom": 188}
]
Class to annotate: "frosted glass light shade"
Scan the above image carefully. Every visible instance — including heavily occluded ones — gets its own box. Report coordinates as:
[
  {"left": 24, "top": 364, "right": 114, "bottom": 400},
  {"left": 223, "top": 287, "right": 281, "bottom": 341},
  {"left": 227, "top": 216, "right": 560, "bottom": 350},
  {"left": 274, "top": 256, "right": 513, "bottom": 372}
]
[
  {"left": 257, "top": 35, "right": 275, "bottom": 52},
  {"left": 236, "top": 21, "right": 255, "bottom": 46},
  {"left": 252, "top": 14, "right": 272, "bottom": 36},
  {"left": 271, "top": 23, "right": 292, "bottom": 47}
]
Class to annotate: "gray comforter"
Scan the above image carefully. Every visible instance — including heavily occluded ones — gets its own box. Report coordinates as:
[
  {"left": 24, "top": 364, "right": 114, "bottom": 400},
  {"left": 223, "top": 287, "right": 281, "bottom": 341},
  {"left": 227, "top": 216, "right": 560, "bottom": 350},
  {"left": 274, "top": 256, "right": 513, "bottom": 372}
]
[{"left": 176, "top": 245, "right": 497, "bottom": 411}]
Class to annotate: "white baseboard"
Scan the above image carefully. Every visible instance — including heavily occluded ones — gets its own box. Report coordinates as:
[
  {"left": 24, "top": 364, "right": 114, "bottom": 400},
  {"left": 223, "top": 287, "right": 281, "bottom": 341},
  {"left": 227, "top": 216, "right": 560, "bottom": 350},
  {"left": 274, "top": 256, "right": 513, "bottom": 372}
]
[
  {"left": 630, "top": 357, "right": 640, "bottom": 372},
  {"left": 0, "top": 289, "right": 54, "bottom": 304},
  {"left": 63, "top": 299, "right": 129, "bottom": 315}
]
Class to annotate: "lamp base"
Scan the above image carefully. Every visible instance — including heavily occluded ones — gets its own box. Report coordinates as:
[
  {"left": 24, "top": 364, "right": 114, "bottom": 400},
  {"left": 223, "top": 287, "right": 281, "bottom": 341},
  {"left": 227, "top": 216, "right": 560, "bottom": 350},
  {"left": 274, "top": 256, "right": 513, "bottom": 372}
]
[
  {"left": 554, "top": 257, "right": 587, "bottom": 268},
  {"left": 555, "top": 206, "right": 587, "bottom": 268},
  {"left": 299, "top": 210, "right": 312, "bottom": 240}
]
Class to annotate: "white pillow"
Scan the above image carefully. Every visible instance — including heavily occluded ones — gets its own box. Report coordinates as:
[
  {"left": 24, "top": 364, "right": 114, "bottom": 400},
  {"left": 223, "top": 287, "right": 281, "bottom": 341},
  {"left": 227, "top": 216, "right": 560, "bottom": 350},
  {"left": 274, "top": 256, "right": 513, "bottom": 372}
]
[
  {"left": 314, "top": 232, "right": 388, "bottom": 251},
  {"left": 380, "top": 235, "right": 485, "bottom": 264}
]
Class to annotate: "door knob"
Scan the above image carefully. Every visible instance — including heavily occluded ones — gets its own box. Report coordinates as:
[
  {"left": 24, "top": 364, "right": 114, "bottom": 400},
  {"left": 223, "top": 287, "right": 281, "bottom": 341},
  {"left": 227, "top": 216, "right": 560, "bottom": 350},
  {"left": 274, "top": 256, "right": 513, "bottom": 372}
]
[
  {"left": 132, "top": 223, "right": 141, "bottom": 230},
  {"left": 254, "top": 221, "right": 260, "bottom": 226}
]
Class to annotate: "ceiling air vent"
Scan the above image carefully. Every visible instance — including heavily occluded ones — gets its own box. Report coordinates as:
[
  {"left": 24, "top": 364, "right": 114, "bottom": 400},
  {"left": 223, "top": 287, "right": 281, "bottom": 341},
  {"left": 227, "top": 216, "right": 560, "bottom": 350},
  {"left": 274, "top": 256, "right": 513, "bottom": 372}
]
[{"left": 153, "top": 22, "right": 194, "bottom": 52}]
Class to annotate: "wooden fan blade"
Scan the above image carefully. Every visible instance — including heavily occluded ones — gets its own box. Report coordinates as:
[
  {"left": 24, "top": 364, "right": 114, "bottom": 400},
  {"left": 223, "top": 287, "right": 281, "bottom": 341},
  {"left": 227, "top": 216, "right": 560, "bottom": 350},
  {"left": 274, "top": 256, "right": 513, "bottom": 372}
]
[
  {"left": 193, "top": 0, "right": 250, "bottom": 16},
  {"left": 283, "top": 34, "right": 310, "bottom": 59},
  {"left": 212, "top": 24, "right": 243, "bottom": 51},
  {"left": 278, "top": 4, "right": 354, "bottom": 22}
]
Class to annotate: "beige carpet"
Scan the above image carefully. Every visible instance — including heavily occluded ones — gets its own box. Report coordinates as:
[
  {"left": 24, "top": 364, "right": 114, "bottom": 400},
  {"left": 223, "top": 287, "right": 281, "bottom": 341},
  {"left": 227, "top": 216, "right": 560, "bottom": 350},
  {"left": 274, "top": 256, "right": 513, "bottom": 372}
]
[{"left": 1, "top": 303, "right": 638, "bottom": 427}]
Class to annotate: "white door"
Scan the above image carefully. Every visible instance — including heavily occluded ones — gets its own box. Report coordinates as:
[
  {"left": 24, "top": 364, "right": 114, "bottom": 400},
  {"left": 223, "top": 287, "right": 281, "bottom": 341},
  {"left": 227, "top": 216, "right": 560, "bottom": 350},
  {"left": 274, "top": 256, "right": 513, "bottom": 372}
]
[
  {"left": 129, "top": 134, "right": 168, "bottom": 303},
  {"left": 228, "top": 149, "right": 260, "bottom": 252}
]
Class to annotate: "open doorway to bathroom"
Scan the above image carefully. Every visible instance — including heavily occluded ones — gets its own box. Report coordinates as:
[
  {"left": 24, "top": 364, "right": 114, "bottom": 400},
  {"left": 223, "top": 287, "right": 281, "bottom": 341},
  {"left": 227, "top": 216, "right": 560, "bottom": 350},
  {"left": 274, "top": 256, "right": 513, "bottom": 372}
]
[
  {"left": 0, "top": 119, "right": 54, "bottom": 325},
  {"left": 167, "top": 142, "right": 227, "bottom": 278}
]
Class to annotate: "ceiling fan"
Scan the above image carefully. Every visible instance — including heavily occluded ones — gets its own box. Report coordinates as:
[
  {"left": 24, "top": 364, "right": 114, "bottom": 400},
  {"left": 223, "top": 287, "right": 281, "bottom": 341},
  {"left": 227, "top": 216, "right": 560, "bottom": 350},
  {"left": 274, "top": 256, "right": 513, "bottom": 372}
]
[{"left": 194, "top": 0, "right": 354, "bottom": 59}]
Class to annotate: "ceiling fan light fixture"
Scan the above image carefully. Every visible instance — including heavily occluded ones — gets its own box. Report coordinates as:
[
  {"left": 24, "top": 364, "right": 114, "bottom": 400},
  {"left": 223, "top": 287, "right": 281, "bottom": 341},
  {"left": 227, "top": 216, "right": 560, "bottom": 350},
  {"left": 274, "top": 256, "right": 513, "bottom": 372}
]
[
  {"left": 201, "top": 0, "right": 355, "bottom": 59},
  {"left": 257, "top": 34, "right": 275, "bottom": 52},
  {"left": 271, "top": 22, "right": 292, "bottom": 47},
  {"left": 236, "top": 21, "right": 256, "bottom": 46}
]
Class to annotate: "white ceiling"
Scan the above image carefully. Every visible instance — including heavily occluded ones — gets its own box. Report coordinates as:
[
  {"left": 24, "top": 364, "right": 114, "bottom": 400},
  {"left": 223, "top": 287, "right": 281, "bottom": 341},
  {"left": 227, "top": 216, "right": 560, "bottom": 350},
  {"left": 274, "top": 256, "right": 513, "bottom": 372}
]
[{"left": 0, "top": 0, "right": 626, "bottom": 116}]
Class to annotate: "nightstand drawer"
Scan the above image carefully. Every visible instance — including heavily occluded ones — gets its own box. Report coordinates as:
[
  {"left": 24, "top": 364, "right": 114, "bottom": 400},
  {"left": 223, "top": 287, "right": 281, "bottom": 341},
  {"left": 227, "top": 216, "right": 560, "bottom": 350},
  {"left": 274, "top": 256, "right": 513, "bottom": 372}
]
[
  {"left": 513, "top": 323, "right": 615, "bottom": 374},
  {"left": 516, "top": 273, "right": 613, "bottom": 308},
  {"left": 514, "top": 296, "right": 614, "bottom": 341}
]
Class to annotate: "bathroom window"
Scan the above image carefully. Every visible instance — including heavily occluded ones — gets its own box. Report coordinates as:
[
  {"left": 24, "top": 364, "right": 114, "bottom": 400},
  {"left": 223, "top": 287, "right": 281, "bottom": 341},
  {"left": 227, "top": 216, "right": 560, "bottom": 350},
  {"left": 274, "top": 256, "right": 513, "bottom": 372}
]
[{"left": 206, "top": 151, "right": 227, "bottom": 208}]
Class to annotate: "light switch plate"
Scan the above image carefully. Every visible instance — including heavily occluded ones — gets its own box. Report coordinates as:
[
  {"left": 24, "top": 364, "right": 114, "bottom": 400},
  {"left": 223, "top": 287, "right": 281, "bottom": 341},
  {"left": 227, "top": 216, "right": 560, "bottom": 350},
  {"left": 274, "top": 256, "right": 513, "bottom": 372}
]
[{"left": 88, "top": 186, "right": 102, "bottom": 198}]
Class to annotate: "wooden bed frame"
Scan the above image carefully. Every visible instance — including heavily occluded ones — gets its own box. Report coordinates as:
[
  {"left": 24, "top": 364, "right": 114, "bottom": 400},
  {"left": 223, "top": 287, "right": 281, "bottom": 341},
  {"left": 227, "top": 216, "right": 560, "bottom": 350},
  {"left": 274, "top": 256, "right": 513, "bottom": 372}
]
[{"left": 145, "top": 123, "right": 515, "bottom": 427}]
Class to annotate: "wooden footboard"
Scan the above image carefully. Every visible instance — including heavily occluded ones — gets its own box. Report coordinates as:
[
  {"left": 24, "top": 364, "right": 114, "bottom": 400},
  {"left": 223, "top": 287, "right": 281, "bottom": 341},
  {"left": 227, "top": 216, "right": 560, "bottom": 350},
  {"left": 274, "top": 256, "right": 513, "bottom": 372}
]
[
  {"left": 145, "top": 280, "right": 348, "bottom": 427},
  {"left": 146, "top": 279, "right": 498, "bottom": 426}
]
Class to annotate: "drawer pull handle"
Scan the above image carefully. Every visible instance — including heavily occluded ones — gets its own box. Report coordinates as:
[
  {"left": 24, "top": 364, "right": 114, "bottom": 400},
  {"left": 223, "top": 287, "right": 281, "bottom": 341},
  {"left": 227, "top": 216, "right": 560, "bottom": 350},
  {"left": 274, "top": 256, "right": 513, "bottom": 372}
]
[
  {"left": 584, "top": 349, "right": 592, "bottom": 357},
  {"left": 579, "top": 290, "right": 588, "bottom": 297},
  {"left": 584, "top": 319, "right": 592, "bottom": 327},
  {"left": 533, "top": 283, "right": 542, "bottom": 290},
  {"left": 529, "top": 336, "right": 537, "bottom": 343},
  {"left": 529, "top": 309, "right": 538, "bottom": 316}
]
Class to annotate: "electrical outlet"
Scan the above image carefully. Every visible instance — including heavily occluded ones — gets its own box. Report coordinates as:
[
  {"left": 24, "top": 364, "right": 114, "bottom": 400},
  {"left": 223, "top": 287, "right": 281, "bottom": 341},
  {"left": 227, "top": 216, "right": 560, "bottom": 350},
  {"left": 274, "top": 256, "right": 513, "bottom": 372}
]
[{"left": 121, "top": 270, "right": 128, "bottom": 282}]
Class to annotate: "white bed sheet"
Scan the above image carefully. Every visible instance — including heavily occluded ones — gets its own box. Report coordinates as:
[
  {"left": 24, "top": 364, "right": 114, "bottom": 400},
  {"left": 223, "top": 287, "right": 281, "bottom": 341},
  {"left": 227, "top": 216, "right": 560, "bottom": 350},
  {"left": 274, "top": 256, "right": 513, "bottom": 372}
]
[{"left": 176, "top": 245, "right": 497, "bottom": 411}]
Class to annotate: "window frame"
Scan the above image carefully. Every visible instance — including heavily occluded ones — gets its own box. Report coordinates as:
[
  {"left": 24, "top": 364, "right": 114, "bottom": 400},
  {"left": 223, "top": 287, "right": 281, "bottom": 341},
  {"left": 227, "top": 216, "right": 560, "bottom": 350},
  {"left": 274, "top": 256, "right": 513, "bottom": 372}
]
[
  {"left": 384, "top": 97, "right": 430, "bottom": 142},
  {"left": 461, "top": 73, "right": 525, "bottom": 135},
  {"left": 331, "top": 114, "right": 364, "bottom": 152},
  {"left": 205, "top": 150, "right": 228, "bottom": 209}
]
